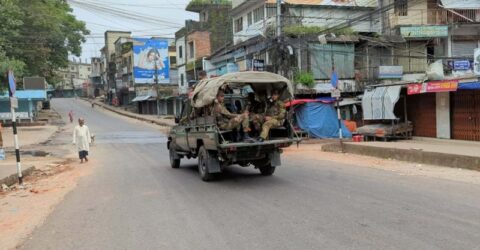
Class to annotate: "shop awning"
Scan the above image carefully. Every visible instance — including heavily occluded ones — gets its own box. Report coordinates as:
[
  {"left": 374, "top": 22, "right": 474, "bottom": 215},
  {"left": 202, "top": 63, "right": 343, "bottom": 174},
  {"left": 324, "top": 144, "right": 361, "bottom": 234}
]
[
  {"left": 362, "top": 86, "right": 401, "bottom": 120},
  {"left": 131, "top": 95, "right": 151, "bottom": 102}
]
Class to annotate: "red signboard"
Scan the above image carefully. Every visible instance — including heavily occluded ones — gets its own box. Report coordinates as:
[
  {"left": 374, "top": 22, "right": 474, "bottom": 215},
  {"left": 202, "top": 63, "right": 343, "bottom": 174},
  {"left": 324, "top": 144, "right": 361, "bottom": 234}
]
[
  {"left": 407, "top": 80, "right": 459, "bottom": 95},
  {"left": 407, "top": 83, "right": 423, "bottom": 95},
  {"left": 426, "top": 80, "right": 458, "bottom": 93}
]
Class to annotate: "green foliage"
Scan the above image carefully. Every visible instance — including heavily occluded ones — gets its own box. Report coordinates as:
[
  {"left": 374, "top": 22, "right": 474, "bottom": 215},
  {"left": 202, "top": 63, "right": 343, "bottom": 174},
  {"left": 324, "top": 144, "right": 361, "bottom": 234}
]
[
  {"left": 187, "top": 0, "right": 231, "bottom": 6},
  {"left": 0, "top": 0, "right": 89, "bottom": 86},
  {"left": 284, "top": 25, "right": 357, "bottom": 36},
  {"left": 294, "top": 71, "right": 315, "bottom": 88}
]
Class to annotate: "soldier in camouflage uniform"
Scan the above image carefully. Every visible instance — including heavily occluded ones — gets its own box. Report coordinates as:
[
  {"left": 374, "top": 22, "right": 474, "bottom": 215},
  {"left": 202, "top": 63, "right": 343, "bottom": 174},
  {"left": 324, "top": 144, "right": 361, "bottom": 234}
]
[
  {"left": 244, "top": 92, "right": 265, "bottom": 132},
  {"left": 213, "top": 90, "right": 253, "bottom": 141},
  {"left": 258, "top": 90, "right": 286, "bottom": 142}
]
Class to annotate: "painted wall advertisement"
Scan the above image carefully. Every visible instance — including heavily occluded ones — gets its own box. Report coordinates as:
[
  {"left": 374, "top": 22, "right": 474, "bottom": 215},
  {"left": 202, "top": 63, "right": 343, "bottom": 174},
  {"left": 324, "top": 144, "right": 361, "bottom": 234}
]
[
  {"left": 407, "top": 80, "right": 459, "bottom": 95},
  {"left": 133, "top": 38, "right": 170, "bottom": 84}
]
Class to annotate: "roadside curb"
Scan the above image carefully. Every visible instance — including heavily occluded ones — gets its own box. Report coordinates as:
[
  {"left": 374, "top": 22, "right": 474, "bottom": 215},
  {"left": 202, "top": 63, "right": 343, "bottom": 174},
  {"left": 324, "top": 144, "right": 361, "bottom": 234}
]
[
  {"left": 322, "top": 142, "right": 480, "bottom": 171},
  {"left": 0, "top": 166, "right": 35, "bottom": 187},
  {"left": 86, "top": 99, "right": 174, "bottom": 127}
]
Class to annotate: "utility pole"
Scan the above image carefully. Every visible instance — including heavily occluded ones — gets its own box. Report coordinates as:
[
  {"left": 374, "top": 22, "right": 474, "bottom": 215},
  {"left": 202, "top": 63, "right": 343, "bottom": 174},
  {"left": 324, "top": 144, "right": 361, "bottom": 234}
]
[
  {"left": 155, "top": 61, "right": 160, "bottom": 116},
  {"left": 276, "top": 0, "right": 281, "bottom": 38},
  {"left": 7, "top": 70, "right": 22, "bottom": 185}
]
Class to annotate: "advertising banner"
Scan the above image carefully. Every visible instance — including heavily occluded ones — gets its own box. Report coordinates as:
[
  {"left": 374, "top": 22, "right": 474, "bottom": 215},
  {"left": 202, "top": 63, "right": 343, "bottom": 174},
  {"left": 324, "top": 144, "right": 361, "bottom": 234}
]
[
  {"left": 440, "top": 0, "right": 480, "bottom": 9},
  {"left": 426, "top": 80, "right": 458, "bottom": 93},
  {"left": 407, "top": 83, "right": 423, "bottom": 95},
  {"left": 133, "top": 38, "right": 170, "bottom": 84},
  {"left": 408, "top": 80, "right": 459, "bottom": 95}
]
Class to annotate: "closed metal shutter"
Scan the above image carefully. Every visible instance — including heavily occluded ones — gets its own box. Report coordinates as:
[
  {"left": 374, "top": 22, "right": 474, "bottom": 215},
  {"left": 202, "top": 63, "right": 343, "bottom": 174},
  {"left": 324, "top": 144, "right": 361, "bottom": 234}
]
[
  {"left": 452, "top": 41, "right": 478, "bottom": 57},
  {"left": 451, "top": 90, "right": 480, "bottom": 141},
  {"left": 406, "top": 93, "right": 437, "bottom": 137}
]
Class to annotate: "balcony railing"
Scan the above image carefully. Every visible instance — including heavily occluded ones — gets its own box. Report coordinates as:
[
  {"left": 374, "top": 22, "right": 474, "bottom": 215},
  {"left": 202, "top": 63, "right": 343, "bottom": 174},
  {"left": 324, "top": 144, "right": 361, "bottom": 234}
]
[{"left": 390, "top": 8, "right": 480, "bottom": 27}]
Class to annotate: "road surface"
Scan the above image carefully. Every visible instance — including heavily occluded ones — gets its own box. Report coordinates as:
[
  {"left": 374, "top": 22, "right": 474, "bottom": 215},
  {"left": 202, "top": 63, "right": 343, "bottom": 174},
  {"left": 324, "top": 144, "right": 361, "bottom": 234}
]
[{"left": 21, "top": 98, "right": 480, "bottom": 250}]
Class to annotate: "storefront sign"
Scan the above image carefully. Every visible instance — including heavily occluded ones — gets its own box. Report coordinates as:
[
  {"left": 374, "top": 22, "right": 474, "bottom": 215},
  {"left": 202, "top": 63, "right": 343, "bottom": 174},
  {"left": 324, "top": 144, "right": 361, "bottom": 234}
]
[
  {"left": 407, "top": 83, "right": 423, "bottom": 95},
  {"left": 379, "top": 66, "right": 403, "bottom": 79},
  {"left": 426, "top": 80, "right": 458, "bottom": 93},
  {"left": 407, "top": 80, "right": 459, "bottom": 95},
  {"left": 400, "top": 26, "right": 448, "bottom": 38},
  {"left": 252, "top": 59, "right": 265, "bottom": 71},
  {"left": 475, "top": 48, "right": 480, "bottom": 76},
  {"left": 440, "top": 0, "right": 480, "bottom": 9},
  {"left": 453, "top": 60, "right": 471, "bottom": 70}
]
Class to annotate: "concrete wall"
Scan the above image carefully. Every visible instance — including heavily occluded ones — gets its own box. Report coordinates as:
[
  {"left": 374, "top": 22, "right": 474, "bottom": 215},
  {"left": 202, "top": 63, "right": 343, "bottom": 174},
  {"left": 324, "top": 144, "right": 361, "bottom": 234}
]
[
  {"left": 290, "top": 7, "right": 380, "bottom": 33},
  {"left": 436, "top": 92, "right": 451, "bottom": 139},
  {"left": 387, "top": 0, "right": 428, "bottom": 27}
]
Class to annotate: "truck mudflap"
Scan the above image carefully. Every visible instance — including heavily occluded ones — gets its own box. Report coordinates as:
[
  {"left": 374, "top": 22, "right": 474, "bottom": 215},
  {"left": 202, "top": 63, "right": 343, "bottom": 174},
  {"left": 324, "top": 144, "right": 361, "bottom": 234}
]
[{"left": 270, "top": 151, "right": 281, "bottom": 166}]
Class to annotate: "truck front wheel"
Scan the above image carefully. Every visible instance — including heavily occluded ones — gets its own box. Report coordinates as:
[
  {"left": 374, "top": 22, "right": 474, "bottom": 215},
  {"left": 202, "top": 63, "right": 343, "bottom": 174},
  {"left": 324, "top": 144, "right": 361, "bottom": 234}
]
[
  {"left": 169, "top": 145, "right": 180, "bottom": 169},
  {"left": 198, "top": 146, "right": 215, "bottom": 181},
  {"left": 259, "top": 164, "right": 276, "bottom": 176}
]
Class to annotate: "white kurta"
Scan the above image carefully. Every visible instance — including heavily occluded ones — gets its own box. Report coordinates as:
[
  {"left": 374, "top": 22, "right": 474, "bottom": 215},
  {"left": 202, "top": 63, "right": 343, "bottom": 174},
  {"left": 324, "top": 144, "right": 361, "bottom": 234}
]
[{"left": 73, "top": 125, "right": 91, "bottom": 152}]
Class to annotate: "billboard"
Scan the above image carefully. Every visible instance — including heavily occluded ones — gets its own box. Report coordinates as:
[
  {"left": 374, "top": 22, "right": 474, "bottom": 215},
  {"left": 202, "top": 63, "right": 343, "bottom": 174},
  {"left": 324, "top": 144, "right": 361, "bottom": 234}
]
[{"left": 133, "top": 38, "right": 170, "bottom": 84}]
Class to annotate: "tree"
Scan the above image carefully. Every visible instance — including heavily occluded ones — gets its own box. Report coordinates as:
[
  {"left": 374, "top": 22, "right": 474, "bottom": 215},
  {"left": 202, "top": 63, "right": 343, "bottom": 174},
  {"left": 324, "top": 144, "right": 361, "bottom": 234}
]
[{"left": 0, "top": 0, "right": 89, "bottom": 87}]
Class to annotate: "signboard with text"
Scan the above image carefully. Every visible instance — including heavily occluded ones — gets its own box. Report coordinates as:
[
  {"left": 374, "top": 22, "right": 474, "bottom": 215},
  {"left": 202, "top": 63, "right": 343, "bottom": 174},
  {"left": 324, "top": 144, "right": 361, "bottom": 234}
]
[
  {"left": 453, "top": 60, "right": 471, "bottom": 70},
  {"left": 440, "top": 0, "right": 480, "bottom": 9},
  {"left": 379, "top": 66, "right": 403, "bottom": 79},
  {"left": 407, "top": 80, "right": 459, "bottom": 95},
  {"left": 400, "top": 26, "right": 448, "bottom": 38}
]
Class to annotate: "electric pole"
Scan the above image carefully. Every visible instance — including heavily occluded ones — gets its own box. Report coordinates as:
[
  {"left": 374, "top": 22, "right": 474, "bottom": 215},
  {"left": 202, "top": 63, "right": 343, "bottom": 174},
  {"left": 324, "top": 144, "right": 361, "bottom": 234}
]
[
  {"left": 276, "top": 0, "right": 281, "bottom": 38},
  {"left": 155, "top": 61, "right": 160, "bottom": 116}
]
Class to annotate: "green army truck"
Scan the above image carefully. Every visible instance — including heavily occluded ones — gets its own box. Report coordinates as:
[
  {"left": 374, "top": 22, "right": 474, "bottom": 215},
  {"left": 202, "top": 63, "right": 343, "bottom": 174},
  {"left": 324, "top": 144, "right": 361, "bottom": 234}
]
[{"left": 168, "top": 72, "right": 300, "bottom": 181}]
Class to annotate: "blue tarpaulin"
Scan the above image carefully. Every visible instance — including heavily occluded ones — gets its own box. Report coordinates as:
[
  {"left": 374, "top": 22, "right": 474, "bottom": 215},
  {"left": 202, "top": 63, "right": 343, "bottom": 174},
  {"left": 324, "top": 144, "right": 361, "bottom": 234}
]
[
  {"left": 295, "top": 102, "right": 352, "bottom": 139},
  {"left": 458, "top": 82, "right": 480, "bottom": 90}
]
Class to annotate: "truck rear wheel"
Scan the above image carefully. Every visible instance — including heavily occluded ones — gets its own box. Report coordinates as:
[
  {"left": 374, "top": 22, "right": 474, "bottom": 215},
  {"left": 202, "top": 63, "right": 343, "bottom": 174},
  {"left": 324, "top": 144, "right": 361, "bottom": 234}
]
[
  {"left": 259, "top": 164, "right": 276, "bottom": 176},
  {"left": 169, "top": 145, "right": 180, "bottom": 169},
  {"left": 198, "top": 146, "right": 215, "bottom": 182}
]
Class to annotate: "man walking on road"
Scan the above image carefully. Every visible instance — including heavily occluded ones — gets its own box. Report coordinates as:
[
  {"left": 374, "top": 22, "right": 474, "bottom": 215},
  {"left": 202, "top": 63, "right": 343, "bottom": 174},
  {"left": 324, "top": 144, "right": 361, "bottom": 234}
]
[{"left": 73, "top": 118, "right": 91, "bottom": 163}]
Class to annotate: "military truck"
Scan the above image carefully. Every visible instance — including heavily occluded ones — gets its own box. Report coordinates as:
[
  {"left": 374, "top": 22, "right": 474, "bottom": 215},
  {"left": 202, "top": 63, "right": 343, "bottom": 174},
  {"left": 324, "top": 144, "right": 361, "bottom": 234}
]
[{"left": 168, "top": 72, "right": 300, "bottom": 181}]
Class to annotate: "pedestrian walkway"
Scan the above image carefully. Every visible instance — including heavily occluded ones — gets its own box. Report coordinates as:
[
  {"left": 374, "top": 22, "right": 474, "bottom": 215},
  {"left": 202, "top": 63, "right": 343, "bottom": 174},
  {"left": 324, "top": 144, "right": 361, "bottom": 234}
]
[
  {"left": 89, "top": 100, "right": 175, "bottom": 127},
  {"left": 322, "top": 137, "right": 480, "bottom": 171}
]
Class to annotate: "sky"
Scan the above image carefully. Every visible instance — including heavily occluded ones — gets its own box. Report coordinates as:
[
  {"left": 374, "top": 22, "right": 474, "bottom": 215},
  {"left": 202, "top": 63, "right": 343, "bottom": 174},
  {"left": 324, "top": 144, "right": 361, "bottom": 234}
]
[{"left": 69, "top": 0, "right": 197, "bottom": 63}]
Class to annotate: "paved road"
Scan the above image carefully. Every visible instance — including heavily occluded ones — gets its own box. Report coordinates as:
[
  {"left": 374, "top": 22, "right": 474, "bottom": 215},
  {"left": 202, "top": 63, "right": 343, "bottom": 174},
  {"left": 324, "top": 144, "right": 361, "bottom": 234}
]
[{"left": 21, "top": 99, "right": 480, "bottom": 250}]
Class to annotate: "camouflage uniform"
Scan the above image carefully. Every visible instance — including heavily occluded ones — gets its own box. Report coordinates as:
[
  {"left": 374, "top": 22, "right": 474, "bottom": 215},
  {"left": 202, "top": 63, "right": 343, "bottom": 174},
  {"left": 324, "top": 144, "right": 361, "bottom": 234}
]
[
  {"left": 259, "top": 100, "right": 286, "bottom": 140},
  {"left": 213, "top": 101, "right": 249, "bottom": 131},
  {"left": 245, "top": 99, "right": 265, "bottom": 131}
]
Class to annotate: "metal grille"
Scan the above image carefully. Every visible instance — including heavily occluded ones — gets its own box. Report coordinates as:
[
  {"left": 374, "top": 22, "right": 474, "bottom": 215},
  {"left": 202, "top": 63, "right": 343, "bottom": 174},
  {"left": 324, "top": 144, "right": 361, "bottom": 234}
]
[
  {"left": 407, "top": 93, "right": 437, "bottom": 137},
  {"left": 451, "top": 90, "right": 480, "bottom": 141}
]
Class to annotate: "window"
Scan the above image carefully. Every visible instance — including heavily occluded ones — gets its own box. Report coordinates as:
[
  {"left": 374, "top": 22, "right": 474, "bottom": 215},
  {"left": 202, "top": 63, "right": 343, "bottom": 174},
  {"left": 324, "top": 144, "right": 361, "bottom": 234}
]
[
  {"left": 188, "top": 41, "right": 194, "bottom": 59},
  {"left": 394, "top": 0, "right": 408, "bottom": 16},
  {"left": 87, "top": 67, "right": 91, "bottom": 71},
  {"left": 234, "top": 17, "right": 243, "bottom": 32},
  {"left": 71, "top": 66, "right": 75, "bottom": 71},
  {"left": 180, "top": 73, "right": 185, "bottom": 86},
  {"left": 71, "top": 74, "right": 75, "bottom": 78},
  {"left": 266, "top": 6, "right": 276, "bottom": 18},
  {"left": 253, "top": 7, "right": 264, "bottom": 23},
  {"left": 247, "top": 12, "right": 253, "bottom": 26},
  {"left": 179, "top": 45, "right": 183, "bottom": 59}
]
